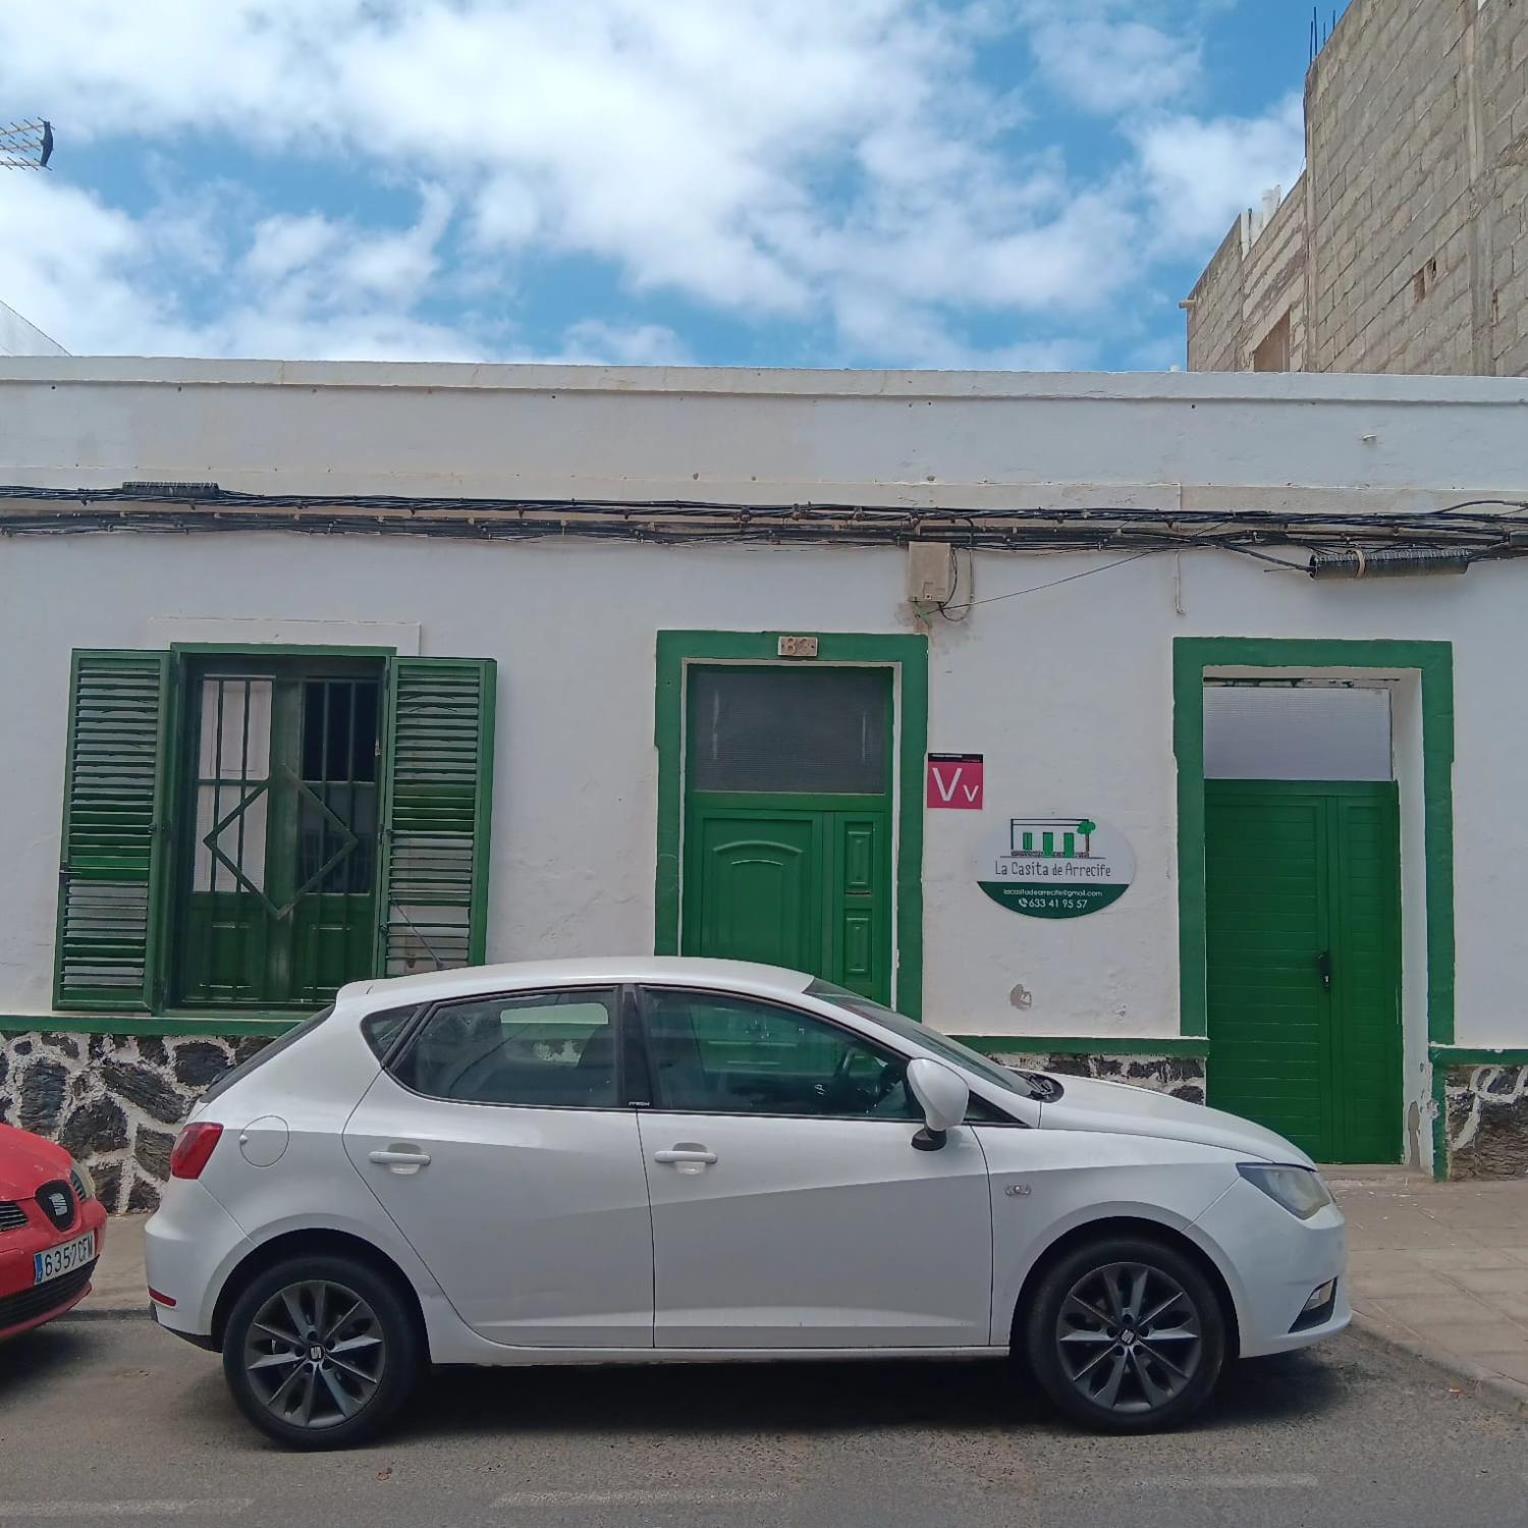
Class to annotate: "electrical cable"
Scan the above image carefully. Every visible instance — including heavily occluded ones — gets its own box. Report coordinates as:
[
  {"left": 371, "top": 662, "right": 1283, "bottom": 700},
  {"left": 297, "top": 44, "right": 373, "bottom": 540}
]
[
  {"left": 1, "top": 487, "right": 1526, "bottom": 562},
  {"left": 950, "top": 551, "right": 1157, "bottom": 610},
  {"left": 934, "top": 520, "right": 978, "bottom": 622},
  {"left": 1215, "top": 544, "right": 1310, "bottom": 571},
  {"left": 1423, "top": 498, "right": 1528, "bottom": 517}
]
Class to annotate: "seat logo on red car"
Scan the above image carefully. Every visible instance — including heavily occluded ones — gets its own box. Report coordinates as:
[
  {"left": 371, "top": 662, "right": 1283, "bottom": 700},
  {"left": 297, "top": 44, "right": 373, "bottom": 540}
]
[{"left": 35, "top": 1182, "right": 75, "bottom": 1231}]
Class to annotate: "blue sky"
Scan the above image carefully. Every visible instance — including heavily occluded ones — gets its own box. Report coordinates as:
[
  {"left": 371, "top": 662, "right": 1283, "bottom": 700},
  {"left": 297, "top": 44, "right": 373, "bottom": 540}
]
[{"left": 0, "top": 1, "right": 1345, "bottom": 370}]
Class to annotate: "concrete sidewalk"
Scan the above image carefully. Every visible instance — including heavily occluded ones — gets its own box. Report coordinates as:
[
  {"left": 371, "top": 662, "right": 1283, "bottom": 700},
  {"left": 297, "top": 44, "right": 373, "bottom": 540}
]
[
  {"left": 85, "top": 1211, "right": 150, "bottom": 1315},
  {"left": 76, "top": 1177, "right": 1528, "bottom": 1417},
  {"left": 1329, "top": 1168, "right": 1528, "bottom": 1417}
]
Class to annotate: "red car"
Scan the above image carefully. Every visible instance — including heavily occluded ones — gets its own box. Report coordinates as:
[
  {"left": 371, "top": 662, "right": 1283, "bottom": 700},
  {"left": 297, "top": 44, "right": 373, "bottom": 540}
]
[{"left": 0, "top": 1124, "right": 107, "bottom": 1340}]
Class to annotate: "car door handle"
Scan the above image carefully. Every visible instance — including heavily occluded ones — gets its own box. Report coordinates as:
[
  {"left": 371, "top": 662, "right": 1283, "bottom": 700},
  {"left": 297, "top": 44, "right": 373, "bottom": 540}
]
[
  {"left": 368, "top": 1148, "right": 432, "bottom": 1173},
  {"left": 653, "top": 1147, "right": 718, "bottom": 1166}
]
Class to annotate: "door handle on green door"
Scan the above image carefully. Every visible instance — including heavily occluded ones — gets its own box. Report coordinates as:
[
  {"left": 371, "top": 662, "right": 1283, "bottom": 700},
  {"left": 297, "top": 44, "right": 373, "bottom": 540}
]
[{"left": 1316, "top": 951, "right": 1333, "bottom": 991}]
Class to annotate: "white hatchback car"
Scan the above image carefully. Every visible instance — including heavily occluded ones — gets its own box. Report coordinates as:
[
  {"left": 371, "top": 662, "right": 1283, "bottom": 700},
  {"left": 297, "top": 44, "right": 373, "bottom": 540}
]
[{"left": 145, "top": 958, "right": 1347, "bottom": 1447}]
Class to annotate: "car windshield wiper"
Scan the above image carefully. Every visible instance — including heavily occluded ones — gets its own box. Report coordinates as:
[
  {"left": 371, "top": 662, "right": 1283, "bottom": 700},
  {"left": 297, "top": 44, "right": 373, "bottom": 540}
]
[{"left": 1004, "top": 1067, "right": 1064, "bottom": 1102}]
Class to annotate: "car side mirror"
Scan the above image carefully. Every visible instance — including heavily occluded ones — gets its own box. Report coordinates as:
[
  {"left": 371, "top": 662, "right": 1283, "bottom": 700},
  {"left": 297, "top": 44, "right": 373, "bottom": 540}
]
[{"left": 906, "top": 1058, "right": 970, "bottom": 1152}]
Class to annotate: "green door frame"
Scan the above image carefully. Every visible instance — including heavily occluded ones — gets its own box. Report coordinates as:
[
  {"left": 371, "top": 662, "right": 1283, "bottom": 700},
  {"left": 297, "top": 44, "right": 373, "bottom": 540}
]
[
  {"left": 655, "top": 632, "right": 928, "bottom": 1018},
  {"left": 1174, "top": 637, "right": 1455, "bottom": 1173}
]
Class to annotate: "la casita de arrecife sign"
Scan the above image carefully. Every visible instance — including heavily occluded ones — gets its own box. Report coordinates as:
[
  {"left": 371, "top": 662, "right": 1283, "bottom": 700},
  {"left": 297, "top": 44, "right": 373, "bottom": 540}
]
[{"left": 978, "top": 815, "right": 1135, "bottom": 919}]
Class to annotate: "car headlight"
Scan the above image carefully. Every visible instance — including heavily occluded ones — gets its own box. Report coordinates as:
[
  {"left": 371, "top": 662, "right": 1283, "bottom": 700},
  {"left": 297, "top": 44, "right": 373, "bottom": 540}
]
[
  {"left": 1238, "top": 1163, "right": 1331, "bottom": 1220},
  {"left": 70, "top": 1159, "right": 95, "bottom": 1202}
]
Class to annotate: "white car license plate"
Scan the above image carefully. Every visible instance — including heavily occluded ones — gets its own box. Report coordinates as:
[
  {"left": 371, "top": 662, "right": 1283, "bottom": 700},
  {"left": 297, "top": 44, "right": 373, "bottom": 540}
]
[{"left": 33, "top": 1231, "right": 96, "bottom": 1286}]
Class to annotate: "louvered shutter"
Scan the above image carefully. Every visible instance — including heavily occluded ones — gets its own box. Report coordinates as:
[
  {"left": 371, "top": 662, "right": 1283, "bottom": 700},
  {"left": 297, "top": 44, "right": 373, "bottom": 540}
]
[
  {"left": 54, "top": 650, "right": 172, "bottom": 1009},
  {"left": 375, "top": 658, "right": 496, "bottom": 976}
]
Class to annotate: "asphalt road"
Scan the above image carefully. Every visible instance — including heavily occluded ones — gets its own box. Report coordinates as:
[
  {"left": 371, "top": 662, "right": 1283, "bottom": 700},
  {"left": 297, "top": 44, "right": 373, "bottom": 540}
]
[{"left": 0, "top": 1319, "right": 1524, "bottom": 1528}]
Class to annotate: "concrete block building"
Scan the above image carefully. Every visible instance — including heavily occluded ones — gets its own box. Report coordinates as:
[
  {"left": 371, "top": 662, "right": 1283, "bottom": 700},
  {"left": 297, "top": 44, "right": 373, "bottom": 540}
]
[
  {"left": 1186, "top": 0, "right": 1528, "bottom": 377},
  {"left": 1, "top": 358, "right": 1526, "bottom": 1208}
]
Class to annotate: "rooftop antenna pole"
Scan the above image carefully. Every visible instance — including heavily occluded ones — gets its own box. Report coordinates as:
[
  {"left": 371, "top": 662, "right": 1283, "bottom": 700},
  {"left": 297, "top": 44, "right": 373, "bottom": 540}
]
[{"left": 0, "top": 119, "right": 53, "bottom": 170}]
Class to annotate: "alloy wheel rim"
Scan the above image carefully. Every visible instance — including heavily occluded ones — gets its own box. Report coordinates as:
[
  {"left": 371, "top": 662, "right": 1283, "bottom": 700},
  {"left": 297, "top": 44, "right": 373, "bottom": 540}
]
[
  {"left": 1054, "top": 1260, "right": 1203, "bottom": 1413},
  {"left": 243, "top": 1280, "right": 385, "bottom": 1429}
]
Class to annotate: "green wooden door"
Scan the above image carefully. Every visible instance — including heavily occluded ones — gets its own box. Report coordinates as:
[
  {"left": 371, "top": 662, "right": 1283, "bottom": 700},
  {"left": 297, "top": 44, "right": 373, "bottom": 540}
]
[
  {"left": 1205, "top": 780, "right": 1401, "bottom": 1162},
  {"left": 683, "top": 804, "right": 891, "bottom": 999},
  {"left": 681, "top": 666, "right": 893, "bottom": 1002},
  {"left": 688, "top": 811, "right": 821, "bottom": 974}
]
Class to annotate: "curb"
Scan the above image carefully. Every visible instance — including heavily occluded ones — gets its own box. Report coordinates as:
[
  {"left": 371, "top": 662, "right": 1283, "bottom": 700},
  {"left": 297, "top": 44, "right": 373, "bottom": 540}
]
[
  {"left": 1351, "top": 1310, "right": 1528, "bottom": 1422},
  {"left": 57, "top": 1305, "right": 152, "bottom": 1322}
]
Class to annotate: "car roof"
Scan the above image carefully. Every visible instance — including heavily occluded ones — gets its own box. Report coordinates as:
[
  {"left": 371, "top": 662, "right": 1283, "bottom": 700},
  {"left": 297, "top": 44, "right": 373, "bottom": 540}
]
[{"left": 340, "top": 956, "right": 816, "bottom": 1008}]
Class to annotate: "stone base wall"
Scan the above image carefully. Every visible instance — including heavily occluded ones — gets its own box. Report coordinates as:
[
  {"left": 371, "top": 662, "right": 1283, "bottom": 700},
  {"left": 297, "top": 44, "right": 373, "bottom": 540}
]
[
  {"left": 3, "top": 1035, "right": 1207, "bottom": 1210},
  {"left": 984, "top": 1052, "right": 1207, "bottom": 1105},
  {"left": 18, "top": 1036, "right": 1523, "bottom": 1197},
  {"left": 0, "top": 1032, "right": 268, "bottom": 1213},
  {"left": 1446, "top": 1064, "right": 1528, "bottom": 1179}
]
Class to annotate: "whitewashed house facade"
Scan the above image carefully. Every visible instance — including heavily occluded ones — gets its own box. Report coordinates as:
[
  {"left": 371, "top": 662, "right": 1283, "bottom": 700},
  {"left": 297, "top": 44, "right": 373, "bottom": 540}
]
[{"left": 1, "top": 359, "right": 1525, "bottom": 1205}]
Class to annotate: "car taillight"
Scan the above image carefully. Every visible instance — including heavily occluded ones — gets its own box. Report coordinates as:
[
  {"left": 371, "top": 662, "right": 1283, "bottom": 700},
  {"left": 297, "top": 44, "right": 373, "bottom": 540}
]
[{"left": 169, "top": 1122, "right": 223, "bottom": 1180}]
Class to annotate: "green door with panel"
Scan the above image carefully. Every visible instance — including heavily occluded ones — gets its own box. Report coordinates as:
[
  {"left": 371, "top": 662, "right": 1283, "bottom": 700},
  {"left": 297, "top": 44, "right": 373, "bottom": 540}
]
[
  {"left": 1205, "top": 780, "right": 1401, "bottom": 1163},
  {"left": 681, "top": 666, "right": 893, "bottom": 1003}
]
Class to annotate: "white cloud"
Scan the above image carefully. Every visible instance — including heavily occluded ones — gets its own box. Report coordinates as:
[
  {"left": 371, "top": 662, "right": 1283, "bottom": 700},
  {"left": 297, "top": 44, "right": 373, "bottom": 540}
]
[
  {"left": 244, "top": 215, "right": 340, "bottom": 285},
  {"left": 209, "top": 310, "right": 483, "bottom": 364},
  {"left": 834, "top": 290, "right": 1096, "bottom": 370},
  {"left": 0, "top": 1, "right": 1311, "bottom": 368},
  {"left": 339, "top": 186, "right": 454, "bottom": 301},
  {"left": 0, "top": 174, "right": 198, "bottom": 355},
  {"left": 1133, "top": 91, "right": 1306, "bottom": 254},
  {"left": 1024, "top": 5, "right": 1202, "bottom": 115},
  {"left": 550, "top": 320, "right": 694, "bottom": 365},
  {"left": 470, "top": 175, "right": 543, "bottom": 252},
  {"left": 0, "top": 174, "right": 481, "bottom": 361}
]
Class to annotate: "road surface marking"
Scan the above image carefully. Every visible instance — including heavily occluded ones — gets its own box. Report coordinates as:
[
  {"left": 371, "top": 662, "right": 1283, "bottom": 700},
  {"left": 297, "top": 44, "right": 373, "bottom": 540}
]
[
  {"left": 0, "top": 1504, "right": 251, "bottom": 1519},
  {"left": 1127, "top": 1475, "right": 1320, "bottom": 1491},
  {"left": 1039, "top": 1474, "right": 1320, "bottom": 1497},
  {"left": 493, "top": 1488, "right": 781, "bottom": 1508}
]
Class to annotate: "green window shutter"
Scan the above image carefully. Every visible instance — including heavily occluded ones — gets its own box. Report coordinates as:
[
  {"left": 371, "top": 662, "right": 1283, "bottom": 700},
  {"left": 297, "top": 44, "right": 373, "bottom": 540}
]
[
  {"left": 54, "top": 649, "right": 172, "bottom": 1010},
  {"left": 375, "top": 657, "right": 497, "bottom": 976}
]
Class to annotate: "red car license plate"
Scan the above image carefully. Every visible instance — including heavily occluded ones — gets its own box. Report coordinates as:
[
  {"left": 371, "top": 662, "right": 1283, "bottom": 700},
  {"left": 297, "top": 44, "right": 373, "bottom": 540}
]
[{"left": 33, "top": 1231, "right": 95, "bottom": 1286}]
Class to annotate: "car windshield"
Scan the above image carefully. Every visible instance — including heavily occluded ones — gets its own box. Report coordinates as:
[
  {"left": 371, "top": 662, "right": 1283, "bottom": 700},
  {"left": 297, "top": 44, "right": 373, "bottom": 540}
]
[{"left": 805, "top": 980, "right": 1049, "bottom": 1100}]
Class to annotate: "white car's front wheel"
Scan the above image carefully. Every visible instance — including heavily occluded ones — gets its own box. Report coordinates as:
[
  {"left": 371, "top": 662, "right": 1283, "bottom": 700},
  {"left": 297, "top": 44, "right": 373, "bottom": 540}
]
[
  {"left": 1022, "top": 1235, "right": 1227, "bottom": 1433},
  {"left": 222, "top": 1254, "right": 421, "bottom": 1449}
]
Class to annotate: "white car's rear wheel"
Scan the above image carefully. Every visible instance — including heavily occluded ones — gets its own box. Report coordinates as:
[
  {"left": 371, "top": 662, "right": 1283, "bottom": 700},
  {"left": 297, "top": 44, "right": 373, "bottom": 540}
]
[
  {"left": 222, "top": 1254, "right": 420, "bottom": 1449},
  {"left": 1022, "top": 1235, "right": 1226, "bottom": 1432}
]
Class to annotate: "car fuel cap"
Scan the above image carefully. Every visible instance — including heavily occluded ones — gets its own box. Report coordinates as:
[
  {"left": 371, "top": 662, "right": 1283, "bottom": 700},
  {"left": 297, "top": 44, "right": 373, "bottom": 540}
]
[{"left": 238, "top": 1116, "right": 290, "bottom": 1167}]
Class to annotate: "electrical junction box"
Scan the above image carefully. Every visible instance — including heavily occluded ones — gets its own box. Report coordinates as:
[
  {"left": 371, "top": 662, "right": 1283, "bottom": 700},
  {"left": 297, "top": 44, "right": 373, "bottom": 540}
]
[{"left": 907, "top": 542, "right": 955, "bottom": 606}]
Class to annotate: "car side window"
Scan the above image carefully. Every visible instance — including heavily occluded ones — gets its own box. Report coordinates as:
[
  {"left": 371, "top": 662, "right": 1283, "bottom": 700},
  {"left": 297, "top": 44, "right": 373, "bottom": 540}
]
[
  {"left": 390, "top": 987, "right": 619, "bottom": 1108},
  {"left": 360, "top": 1004, "right": 419, "bottom": 1063},
  {"left": 641, "top": 987, "right": 920, "bottom": 1120}
]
